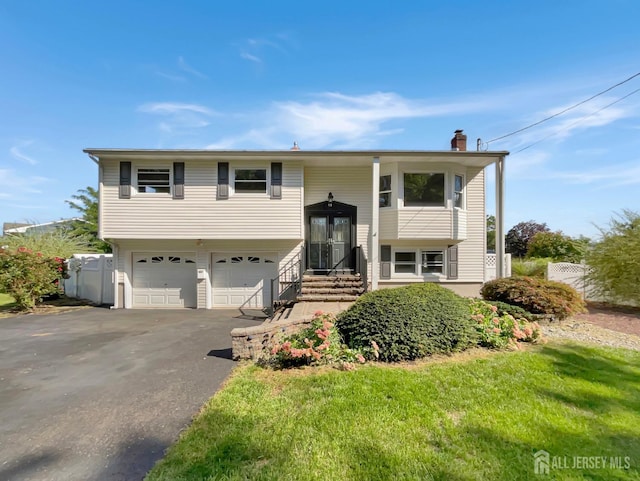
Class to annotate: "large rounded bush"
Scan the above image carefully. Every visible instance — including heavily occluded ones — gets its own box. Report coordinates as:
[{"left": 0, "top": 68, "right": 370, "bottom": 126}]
[
  {"left": 480, "top": 276, "right": 585, "bottom": 320},
  {"left": 335, "top": 283, "right": 477, "bottom": 362}
]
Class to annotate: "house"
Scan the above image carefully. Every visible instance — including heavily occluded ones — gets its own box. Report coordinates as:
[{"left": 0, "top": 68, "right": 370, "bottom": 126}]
[
  {"left": 2, "top": 219, "right": 81, "bottom": 236},
  {"left": 84, "top": 130, "right": 508, "bottom": 310}
]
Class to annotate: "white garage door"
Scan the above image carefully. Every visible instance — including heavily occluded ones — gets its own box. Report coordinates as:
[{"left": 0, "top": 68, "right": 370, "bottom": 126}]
[
  {"left": 212, "top": 254, "right": 277, "bottom": 308},
  {"left": 132, "top": 253, "right": 197, "bottom": 308}
]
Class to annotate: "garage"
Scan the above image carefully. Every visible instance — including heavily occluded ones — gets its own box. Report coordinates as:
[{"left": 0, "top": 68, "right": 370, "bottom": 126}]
[
  {"left": 132, "top": 253, "right": 197, "bottom": 308},
  {"left": 211, "top": 253, "right": 277, "bottom": 308}
]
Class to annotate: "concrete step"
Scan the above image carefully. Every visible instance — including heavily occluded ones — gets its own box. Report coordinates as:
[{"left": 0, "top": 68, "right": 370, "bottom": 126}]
[
  {"left": 300, "top": 281, "right": 363, "bottom": 288},
  {"left": 301, "top": 287, "right": 364, "bottom": 295},
  {"left": 297, "top": 294, "right": 360, "bottom": 302},
  {"left": 302, "top": 275, "right": 361, "bottom": 283}
]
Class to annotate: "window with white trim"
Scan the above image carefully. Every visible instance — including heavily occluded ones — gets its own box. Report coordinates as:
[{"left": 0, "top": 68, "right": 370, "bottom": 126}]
[
  {"left": 234, "top": 168, "right": 267, "bottom": 193},
  {"left": 379, "top": 175, "right": 392, "bottom": 208},
  {"left": 137, "top": 168, "right": 171, "bottom": 193},
  {"left": 394, "top": 251, "right": 416, "bottom": 274},
  {"left": 403, "top": 173, "right": 445, "bottom": 206},
  {"left": 454, "top": 174, "right": 464, "bottom": 209},
  {"left": 392, "top": 248, "right": 446, "bottom": 277},
  {"left": 421, "top": 250, "right": 444, "bottom": 274}
]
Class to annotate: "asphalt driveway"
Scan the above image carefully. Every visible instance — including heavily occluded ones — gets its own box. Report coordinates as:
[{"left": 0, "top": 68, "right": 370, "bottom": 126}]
[{"left": 0, "top": 307, "right": 265, "bottom": 481}]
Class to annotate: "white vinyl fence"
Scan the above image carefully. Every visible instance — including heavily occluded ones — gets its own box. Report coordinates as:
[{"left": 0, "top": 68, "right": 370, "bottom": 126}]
[
  {"left": 64, "top": 254, "right": 114, "bottom": 305},
  {"left": 485, "top": 253, "right": 512, "bottom": 281}
]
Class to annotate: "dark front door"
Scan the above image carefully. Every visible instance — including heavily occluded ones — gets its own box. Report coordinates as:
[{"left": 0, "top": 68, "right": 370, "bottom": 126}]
[{"left": 309, "top": 215, "right": 353, "bottom": 272}]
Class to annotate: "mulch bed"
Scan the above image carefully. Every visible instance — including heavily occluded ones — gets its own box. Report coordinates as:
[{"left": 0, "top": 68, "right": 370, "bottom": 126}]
[{"left": 572, "top": 302, "right": 640, "bottom": 337}]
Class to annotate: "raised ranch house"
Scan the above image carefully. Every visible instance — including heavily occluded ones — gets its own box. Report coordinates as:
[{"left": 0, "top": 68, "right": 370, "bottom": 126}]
[{"left": 84, "top": 130, "right": 508, "bottom": 310}]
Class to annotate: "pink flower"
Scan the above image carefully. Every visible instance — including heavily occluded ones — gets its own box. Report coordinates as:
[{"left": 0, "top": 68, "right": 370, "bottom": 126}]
[
  {"left": 314, "top": 310, "right": 324, "bottom": 317},
  {"left": 323, "top": 320, "right": 334, "bottom": 329},
  {"left": 281, "top": 341, "right": 292, "bottom": 352},
  {"left": 490, "top": 305, "right": 498, "bottom": 313},
  {"left": 492, "top": 327, "right": 501, "bottom": 334},
  {"left": 356, "top": 354, "right": 365, "bottom": 364},
  {"left": 492, "top": 318, "right": 500, "bottom": 325},
  {"left": 271, "top": 345, "right": 281, "bottom": 355},
  {"left": 315, "top": 328, "right": 329, "bottom": 340}
]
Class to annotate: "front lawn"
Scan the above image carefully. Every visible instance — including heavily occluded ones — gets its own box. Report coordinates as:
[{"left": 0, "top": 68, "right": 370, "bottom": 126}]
[
  {"left": 0, "top": 293, "right": 16, "bottom": 312},
  {"left": 146, "top": 343, "right": 640, "bottom": 480}
]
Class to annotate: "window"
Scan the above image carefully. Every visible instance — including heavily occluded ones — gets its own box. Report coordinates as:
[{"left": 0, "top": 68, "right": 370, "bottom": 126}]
[
  {"left": 394, "top": 252, "right": 416, "bottom": 274},
  {"left": 403, "top": 173, "right": 445, "bottom": 206},
  {"left": 234, "top": 169, "right": 267, "bottom": 193},
  {"left": 379, "top": 175, "right": 392, "bottom": 208},
  {"left": 421, "top": 250, "right": 444, "bottom": 274},
  {"left": 454, "top": 174, "right": 464, "bottom": 208},
  {"left": 137, "top": 168, "right": 170, "bottom": 193}
]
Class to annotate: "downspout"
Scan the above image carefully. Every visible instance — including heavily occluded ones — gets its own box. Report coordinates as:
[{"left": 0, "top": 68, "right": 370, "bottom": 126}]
[{"left": 371, "top": 156, "right": 380, "bottom": 290}]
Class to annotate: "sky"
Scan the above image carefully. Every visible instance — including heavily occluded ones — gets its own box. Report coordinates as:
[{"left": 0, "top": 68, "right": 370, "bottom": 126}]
[{"left": 1, "top": 0, "right": 639, "bottom": 238}]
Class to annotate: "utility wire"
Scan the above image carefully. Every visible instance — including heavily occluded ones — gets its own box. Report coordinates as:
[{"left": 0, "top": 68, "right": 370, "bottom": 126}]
[
  {"left": 487, "top": 71, "right": 640, "bottom": 145},
  {"left": 513, "top": 86, "right": 640, "bottom": 154}
]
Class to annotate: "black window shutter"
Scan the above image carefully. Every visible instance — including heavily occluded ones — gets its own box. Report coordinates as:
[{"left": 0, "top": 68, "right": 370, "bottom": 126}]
[
  {"left": 173, "top": 162, "right": 185, "bottom": 199},
  {"left": 380, "top": 245, "right": 391, "bottom": 279},
  {"left": 119, "top": 161, "right": 131, "bottom": 199},
  {"left": 218, "top": 162, "right": 229, "bottom": 199},
  {"left": 271, "top": 162, "right": 282, "bottom": 199},
  {"left": 447, "top": 245, "right": 458, "bottom": 279}
]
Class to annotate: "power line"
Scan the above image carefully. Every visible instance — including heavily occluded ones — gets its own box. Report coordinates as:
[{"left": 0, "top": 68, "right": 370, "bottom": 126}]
[
  {"left": 487, "top": 71, "right": 640, "bottom": 145},
  {"left": 513, "top": 86, "right": 640, "bottom": 154}
]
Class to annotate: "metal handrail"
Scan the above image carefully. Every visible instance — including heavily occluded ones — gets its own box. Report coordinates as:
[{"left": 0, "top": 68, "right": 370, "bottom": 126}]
[{"left": 268, "top": 245, "right": 304, "bottom": 316}]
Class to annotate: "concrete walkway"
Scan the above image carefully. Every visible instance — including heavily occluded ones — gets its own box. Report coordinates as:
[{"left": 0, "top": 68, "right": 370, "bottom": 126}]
[{"left": 0, "top": 308, "right": 263, "bottom": 481}]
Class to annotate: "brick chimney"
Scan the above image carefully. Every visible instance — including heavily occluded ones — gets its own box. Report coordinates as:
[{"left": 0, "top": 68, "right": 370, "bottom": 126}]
[{"left": 451, "top": 129, "right": 467, "bottom": 151}]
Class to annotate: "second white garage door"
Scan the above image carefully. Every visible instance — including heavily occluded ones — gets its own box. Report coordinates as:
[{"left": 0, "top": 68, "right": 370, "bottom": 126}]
[
  {"left": 132, "top": 253, "right": 197, "bottom": 308},
  {"left": 211, "top": 253, "right": 277, "bottom": 308}
]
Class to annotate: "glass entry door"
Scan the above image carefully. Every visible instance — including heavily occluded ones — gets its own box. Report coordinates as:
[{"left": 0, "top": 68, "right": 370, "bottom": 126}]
[{"left": 309, "top": 215, "right": 352, "bottom": 271}]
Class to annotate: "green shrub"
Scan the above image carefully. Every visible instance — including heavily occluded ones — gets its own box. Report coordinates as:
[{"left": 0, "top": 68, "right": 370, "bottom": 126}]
[
  {"left": 0, "top": 246, "right": 68, "bottom": 310},
  {"left": 470, "top": 300, "right": 542, "bottom": 349},
  {"left": 511, "top": 257, "right": 551, "bottom": 278},
  {"left": 485, "top": 300, "right": 536, "bottom": 321},
  {"left": 267, "top": 313, "right": 374, "bottom": 369},
  {"left": 481, "top": 276, "right": 586, "bottom": 320},
  {"left": 335, "top": 283, "right": 477, "bottom": 362}
]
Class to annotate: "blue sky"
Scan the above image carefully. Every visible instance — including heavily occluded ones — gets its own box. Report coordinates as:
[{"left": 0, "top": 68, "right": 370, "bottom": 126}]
[{"left": 1, "top": 0, "right": 639, "bottom": 238}]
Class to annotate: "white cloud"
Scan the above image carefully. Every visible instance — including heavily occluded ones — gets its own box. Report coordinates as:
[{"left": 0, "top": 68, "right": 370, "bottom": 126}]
[
  {"left": 205, "top": 91, "right": 499, "bottom": 149},
  {"left": 177, "top": 56, "right": 207, "bottom": 79},
  {"left": 554, "top": 161, "right": 640, "bottom": 187},
  {"left": 138, "top": 102, "right": 216, "bottom": 134},
  {"left": 9, "top": 143, "right": 38, "bottom": 165},
  {"left": 240, "top": 51, "right": 262, "bottom": 63},
  {"left": 0, "top": 168, "right": 50, "bottom": 201}
]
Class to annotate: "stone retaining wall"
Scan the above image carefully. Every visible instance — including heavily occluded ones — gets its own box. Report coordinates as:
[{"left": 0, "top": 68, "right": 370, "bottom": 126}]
[{"left": 230, "top": 317, "right": 315, "bottom": 360}]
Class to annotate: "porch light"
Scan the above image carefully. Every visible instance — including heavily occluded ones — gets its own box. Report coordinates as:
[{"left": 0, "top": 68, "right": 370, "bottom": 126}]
[{"left": 327, "top": 192, "right": 334, "bottom": 207}]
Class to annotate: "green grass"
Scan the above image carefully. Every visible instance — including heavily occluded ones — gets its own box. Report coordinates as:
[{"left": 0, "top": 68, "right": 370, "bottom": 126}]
[
  {"left": 0, "top": 293, "right": 16, "bottom": 311},
  {"left": 145, "top": 343, "right": 640, "bottom": 481}
]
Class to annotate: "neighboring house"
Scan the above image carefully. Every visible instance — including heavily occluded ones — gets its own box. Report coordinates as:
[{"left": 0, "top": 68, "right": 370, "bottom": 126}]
[
  {"left": 84, "top": 130, "right": 508, "bottom": 310},
  {"left": 2, "top": 219, "right": 80, "bottom": 236}
]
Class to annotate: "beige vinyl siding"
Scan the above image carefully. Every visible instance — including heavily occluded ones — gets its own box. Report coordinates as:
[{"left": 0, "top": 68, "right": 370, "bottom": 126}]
[
  {"left": 379, "top": 209, "right": 398, "bottom": 239},
  {"left": 457, "top": 167, "right": 485, "bottom": 282},
  {"left": 304, "top": 166, "right": 372, "bottom": 277},
  {"left": 397, "top": 208, "right": 452, "bottom": 238},
  {"left": 101, "top": 159, "right": 303, "bottom": 239}
]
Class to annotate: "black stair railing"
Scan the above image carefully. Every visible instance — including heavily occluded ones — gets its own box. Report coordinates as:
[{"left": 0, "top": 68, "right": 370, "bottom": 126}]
[{"left": 269, "top": 245, "right": 305, "bottom": 316}]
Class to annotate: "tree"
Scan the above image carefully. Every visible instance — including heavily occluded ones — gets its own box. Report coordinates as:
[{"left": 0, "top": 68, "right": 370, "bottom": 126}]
[
  {"left": 486, "top": 215, "right": 496, "bottom": 251},
  {"left": 505, "top": 220, "right": 550, "bottom": 258},
  {"left": 66, "top": 186, "right": 111, "bottom": 253},
  {"left": 585, "top": 210, "right": 640, "bottom": 305},
  {"left": 526, "top": 231, "right": 588, "bottom": 263}
]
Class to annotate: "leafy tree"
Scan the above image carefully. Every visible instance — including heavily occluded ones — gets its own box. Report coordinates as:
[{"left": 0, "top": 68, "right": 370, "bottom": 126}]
[
  {"left": 486, "top": 215, "right": 496, "bottom": 251},
  {"left": 505, "top": 220, "right": 550, "bottom": 258},
  {"left": 65, "top": 186, "right": 111, "bottom": 253},
  {"left": 527, "top": 231, "right": 588, "bottom": 263},
  {"left": 585, "top": 210, "right": 640, "bottom": 305}
]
